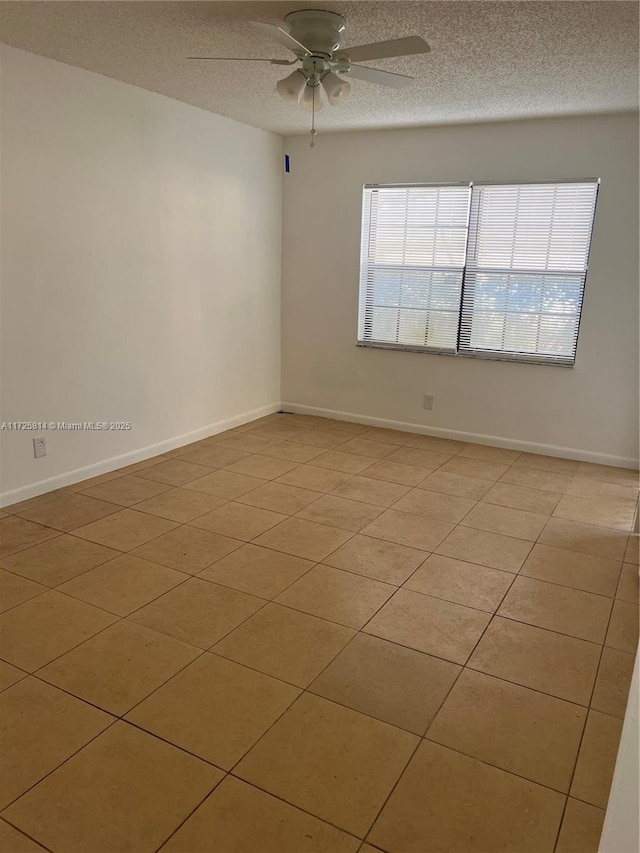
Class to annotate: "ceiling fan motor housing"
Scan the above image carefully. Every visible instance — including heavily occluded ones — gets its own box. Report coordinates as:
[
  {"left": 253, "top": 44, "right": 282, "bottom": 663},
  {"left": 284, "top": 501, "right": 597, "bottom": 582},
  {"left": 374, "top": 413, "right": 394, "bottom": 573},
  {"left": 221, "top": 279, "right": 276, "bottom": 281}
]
[
  {"left": 301, "top": 54, "right": 329, "bottom": 85},
  {"left": 284, "top": 10, "right": 346, "bottom": 57}
]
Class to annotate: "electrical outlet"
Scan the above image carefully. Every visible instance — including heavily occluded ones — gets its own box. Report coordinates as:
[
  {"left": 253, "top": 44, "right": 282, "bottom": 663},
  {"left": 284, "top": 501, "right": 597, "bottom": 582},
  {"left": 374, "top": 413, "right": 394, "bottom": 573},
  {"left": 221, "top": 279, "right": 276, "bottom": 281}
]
[
  {"left": 33, "top": 437, "right": 47, "bottom": 458},
  {"left": 423, "top": 395, "right": 434, "bottom": 411}
]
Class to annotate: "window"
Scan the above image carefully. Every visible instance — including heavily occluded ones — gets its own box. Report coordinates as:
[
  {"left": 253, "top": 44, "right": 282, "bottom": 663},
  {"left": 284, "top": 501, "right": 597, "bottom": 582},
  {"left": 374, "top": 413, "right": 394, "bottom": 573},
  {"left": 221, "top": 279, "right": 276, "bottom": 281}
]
[{"left": 358, "top": 180, "right": 599, "bottom": 365}]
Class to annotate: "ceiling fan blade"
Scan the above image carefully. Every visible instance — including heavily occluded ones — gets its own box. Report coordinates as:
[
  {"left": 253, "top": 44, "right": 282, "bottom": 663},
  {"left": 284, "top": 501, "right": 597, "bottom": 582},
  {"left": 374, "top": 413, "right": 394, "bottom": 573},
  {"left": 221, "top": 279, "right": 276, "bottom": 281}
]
[
  {"left": 187, "top": 57, "right": 277, "bottom": 61},
  {"left": 347, "top": 64, "right": 414, "bottom": 89},
  {"left": 338, "top": 36, "right": 430, "bottom": 63},
  {"left": 249, "top": 21, "right": 311, "bottom": 56}
]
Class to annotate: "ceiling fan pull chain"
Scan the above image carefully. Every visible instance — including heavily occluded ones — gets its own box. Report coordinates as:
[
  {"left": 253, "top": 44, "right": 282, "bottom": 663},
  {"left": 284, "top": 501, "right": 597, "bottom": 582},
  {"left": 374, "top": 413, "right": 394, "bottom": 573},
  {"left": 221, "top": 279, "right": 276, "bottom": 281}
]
[{"left": 310, "top": 83, "right": 317, "bottom": 148}]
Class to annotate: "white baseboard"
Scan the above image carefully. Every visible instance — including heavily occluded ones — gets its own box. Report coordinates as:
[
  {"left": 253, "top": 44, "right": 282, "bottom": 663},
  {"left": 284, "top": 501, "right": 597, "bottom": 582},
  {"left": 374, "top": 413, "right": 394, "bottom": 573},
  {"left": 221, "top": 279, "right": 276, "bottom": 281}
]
[
  {"left": 4, "top": 399, "right": 637, "bottom": 508},
  {"left": 0, "top": 402, "right": 281, "bottom": 508},
  {"left": 281, "top": 402, "right": 640, "bottom": 469}
]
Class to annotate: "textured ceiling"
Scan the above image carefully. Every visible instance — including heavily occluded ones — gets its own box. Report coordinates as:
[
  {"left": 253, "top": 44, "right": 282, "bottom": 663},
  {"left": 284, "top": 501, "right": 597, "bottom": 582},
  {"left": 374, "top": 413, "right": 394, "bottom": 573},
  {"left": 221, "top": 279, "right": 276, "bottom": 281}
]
[{"left": 0, "top": 1, "right": 637, "bottom": 135}]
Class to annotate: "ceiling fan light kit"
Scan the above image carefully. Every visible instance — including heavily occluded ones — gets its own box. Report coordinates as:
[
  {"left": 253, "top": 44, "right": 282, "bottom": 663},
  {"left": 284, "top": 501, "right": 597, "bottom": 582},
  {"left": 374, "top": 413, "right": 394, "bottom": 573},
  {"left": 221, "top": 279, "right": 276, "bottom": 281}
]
[
  {"left": 276, "top": 69, "right": 307, "bottom": 104},
  {"left": 189, "top": 8, "right": 430, "bottom": 145},
  {"left": 322, "top": 71, "right": 351, "bottom": 105},
  {"left": 300, "top": 80, "right": 323, "bottom": 113}
]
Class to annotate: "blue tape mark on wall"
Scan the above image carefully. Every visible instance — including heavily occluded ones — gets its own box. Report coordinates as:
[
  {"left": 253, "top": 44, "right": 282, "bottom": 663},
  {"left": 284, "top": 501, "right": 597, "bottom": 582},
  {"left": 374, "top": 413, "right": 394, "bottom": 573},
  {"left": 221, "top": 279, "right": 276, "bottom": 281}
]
[{"left": 284, "top": 154, "right": 290, "bottom": 173}]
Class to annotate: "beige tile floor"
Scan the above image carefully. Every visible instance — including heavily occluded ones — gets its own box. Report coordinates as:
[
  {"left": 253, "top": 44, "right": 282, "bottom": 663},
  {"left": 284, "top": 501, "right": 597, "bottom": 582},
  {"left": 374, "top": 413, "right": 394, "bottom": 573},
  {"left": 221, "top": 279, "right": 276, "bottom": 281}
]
[{"left": 0, "top": 412, "right": 638, "bottom": 853}]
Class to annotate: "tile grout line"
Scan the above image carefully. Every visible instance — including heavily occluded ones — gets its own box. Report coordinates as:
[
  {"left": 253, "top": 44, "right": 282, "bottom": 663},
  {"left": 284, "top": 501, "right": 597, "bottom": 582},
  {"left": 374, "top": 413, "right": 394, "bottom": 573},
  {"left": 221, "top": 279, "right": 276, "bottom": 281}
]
[
  {"left": 0, "top": 815, "right": 56, "bottom": 853},
  {"left": 357, "top": 495, "right": 531, "bottom": 845},
  {"left": 0, "top": 712, "right": 122, "bottom": 816}
]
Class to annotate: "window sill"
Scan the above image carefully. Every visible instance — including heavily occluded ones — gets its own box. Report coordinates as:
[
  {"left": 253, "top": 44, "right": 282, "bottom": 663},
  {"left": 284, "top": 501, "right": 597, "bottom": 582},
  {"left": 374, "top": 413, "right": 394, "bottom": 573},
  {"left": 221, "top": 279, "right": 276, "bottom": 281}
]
[{"left": 355, "top": 341, "right": 575, "bottom": 367}]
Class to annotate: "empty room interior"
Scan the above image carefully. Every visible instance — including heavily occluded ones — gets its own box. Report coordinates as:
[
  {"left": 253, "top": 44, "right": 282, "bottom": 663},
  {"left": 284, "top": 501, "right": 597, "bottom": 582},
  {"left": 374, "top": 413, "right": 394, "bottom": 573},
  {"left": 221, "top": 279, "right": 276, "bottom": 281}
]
[{"left": 0, "top": 2, "right": 639, "bottom": 852}]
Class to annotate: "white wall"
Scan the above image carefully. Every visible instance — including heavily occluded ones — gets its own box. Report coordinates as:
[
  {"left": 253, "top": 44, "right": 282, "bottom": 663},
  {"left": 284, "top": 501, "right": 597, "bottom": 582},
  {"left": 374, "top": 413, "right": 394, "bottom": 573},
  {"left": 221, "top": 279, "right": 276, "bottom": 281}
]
[
  {"left": 281, "top": 114, "right": 639, "bottom": 466},
  {"left": 599, "top": 643, "right": 639, "bottom": 853},
  {"left": 0, "top": 46, "right": 282, "bottom": 503}
]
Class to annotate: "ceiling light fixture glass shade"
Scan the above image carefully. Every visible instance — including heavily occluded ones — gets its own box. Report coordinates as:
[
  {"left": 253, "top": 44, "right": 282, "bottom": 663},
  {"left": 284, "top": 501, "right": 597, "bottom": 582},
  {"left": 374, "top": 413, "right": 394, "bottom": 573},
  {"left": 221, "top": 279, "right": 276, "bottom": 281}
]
[
  {"left": 276, "top": 69, "right": 307, "bottom": 104},
  {"left": 321, "top": 71, "right": 351, "bottom": 105},
  {"left": 300, "top": 83, "right": 326, "bottom": 112}
]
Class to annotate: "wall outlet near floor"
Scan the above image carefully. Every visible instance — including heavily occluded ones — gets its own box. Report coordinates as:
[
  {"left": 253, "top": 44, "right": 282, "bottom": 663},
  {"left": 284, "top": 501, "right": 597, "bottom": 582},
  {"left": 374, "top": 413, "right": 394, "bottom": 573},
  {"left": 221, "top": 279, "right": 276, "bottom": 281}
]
[
  {"left": 33, "top": 436, "right": 47, "bottom": 458},
  {"left": 423, "top": 394, "right": 434, "bottom": 411}
]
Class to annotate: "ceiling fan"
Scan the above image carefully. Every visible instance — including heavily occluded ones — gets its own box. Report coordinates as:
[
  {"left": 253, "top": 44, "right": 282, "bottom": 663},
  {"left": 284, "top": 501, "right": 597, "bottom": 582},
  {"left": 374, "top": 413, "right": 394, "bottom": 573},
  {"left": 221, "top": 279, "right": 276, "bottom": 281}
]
[{"left": 188, "top": 9, "right": 430, "bottom": 144}]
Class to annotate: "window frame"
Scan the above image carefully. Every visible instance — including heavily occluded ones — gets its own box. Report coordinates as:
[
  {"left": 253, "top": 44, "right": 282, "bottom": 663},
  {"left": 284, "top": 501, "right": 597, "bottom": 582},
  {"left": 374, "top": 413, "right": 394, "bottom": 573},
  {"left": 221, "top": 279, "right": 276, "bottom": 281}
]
[{"left": 356, "top": 178, "right": 600, "bottom": 367}]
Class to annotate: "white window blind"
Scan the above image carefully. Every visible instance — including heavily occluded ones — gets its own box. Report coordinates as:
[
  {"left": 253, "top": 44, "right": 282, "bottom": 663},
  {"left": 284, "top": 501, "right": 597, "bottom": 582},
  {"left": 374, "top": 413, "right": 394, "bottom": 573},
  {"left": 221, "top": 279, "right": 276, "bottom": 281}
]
[
  {"left": 459, "top": 182, "right": 599, "bottom": 364},
  {"left": 358, "top": 184, "right": 472, "bottom": 352},
  {"left": 357, "top": 180, "right": 598, "bottom": 365}
]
